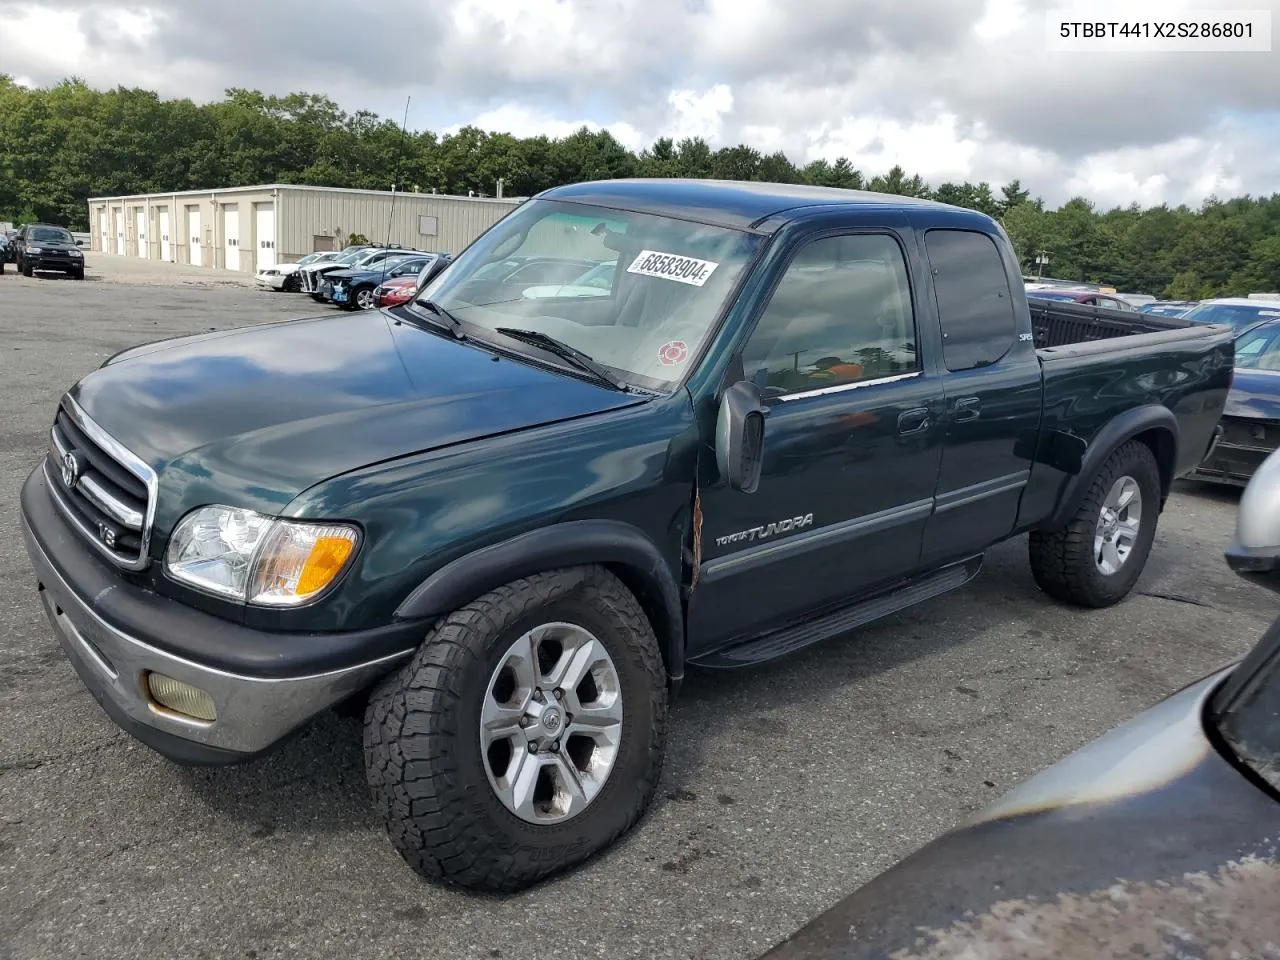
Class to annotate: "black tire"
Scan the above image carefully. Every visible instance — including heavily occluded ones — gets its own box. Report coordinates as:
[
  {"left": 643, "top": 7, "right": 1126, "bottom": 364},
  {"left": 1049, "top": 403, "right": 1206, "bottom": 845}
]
[
  {"left": 353, "top": 285, "right": 376, "bottom": 310},
  {"left": 69, "top": 268, "right": 84, "bottom": 280},
  {"left": 21, "top": 260, "right": 33, "bottom": 277},
  {"left": 282, "top": 273, "right": 300, "bottom": 292},
  {"left": 309, "top": 292, "right": 327, "bottom": 303},
  {"left": 364, "top": 565, "right": 668, "bottom": 892},
  {"left": 1029, "top": 440, "right": 1161, "bottom": 608}
]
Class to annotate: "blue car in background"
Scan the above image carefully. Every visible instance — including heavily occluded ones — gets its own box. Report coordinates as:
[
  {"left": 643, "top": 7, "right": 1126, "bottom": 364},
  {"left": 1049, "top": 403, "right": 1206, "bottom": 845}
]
[
  {"left": 1183, "top": 297, "right": 1280, "bottom": 335},
  {"left": 1194, "top": 317, "right": 1280, "bottom": 485},
  {"left": 324, "top": 254, "right": 434, "bottom": 310},
  {"left": 1139, "top": 300, "right": 1198, "bottom": 317}
]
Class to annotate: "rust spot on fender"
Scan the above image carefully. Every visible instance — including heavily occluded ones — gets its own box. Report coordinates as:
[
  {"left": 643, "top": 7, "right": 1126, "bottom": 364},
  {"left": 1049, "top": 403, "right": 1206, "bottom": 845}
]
[{"left": 690, "top": 487, "right": 703, "bottom": 588}]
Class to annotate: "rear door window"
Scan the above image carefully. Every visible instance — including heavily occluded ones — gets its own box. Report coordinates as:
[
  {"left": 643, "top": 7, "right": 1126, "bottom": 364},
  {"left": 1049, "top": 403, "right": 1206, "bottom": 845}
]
[{"left": 924, "top": 229, "right": 1017, "bottom": 372}]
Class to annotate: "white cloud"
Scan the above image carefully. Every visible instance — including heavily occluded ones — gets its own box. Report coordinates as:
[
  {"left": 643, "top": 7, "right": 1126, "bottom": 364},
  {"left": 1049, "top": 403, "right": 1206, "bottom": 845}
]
[{"left": 1, "top": 0, "right": 1278, "bottom": 208}]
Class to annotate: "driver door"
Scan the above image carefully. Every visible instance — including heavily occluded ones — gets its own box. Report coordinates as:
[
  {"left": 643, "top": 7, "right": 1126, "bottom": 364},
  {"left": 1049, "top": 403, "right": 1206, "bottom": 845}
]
[{"left": 688, "top": 230, "right": 946, "bottom": 654}]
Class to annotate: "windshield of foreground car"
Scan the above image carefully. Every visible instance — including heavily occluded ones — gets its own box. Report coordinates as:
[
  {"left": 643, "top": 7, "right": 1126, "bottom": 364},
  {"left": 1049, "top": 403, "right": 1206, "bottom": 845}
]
[
  {"left": 410, "top": 199, "right": 762, "bottom": 391},
  {"left": 30, "top": 227, "right": 73, "bottom": 243},
  {"left": 1184, "top": 302, "right": 1280, "bottom": 334},
  {"left": 1234, "top": 321, "right": 1280, "bottom": 371}
]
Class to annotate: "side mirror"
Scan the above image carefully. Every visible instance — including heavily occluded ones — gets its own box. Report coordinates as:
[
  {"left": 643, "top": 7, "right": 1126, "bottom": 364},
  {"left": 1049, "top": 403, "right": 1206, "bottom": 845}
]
[
  {"left": 1226, "top": 447, "right": 1280, "bottom": 594},
  {"left": 76, "top": 239, "right": 84, "bottom": 246},
  {"left": 716, "top": 380, "right": 767, "bottom": 493}
]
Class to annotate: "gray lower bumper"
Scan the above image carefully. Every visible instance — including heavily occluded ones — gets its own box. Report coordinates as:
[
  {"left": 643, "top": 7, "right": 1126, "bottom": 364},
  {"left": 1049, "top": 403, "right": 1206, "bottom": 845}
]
[{"left": 27, "top": 519, "right": 410, "bottom": 761}]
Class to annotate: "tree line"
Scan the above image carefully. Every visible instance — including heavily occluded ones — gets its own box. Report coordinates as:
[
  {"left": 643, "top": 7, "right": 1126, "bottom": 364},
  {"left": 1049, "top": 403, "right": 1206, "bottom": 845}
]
[{"left": 2, "top": 76, "right": 1277, "bottom": 298}]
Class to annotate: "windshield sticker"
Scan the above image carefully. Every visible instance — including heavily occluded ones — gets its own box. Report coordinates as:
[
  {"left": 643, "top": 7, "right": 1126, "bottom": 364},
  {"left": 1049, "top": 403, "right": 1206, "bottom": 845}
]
[
  {"left": 627, "top": 250, "right": 719, "bottom": 287},
  {"left": 657, "top": 340, "right": 689, "bottom": 366}
]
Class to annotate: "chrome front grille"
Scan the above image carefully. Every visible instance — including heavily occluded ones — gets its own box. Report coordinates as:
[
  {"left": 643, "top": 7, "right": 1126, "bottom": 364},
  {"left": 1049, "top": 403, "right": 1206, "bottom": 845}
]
[{"left": 46, "top": 399, "right": 156, "bottom": 570}]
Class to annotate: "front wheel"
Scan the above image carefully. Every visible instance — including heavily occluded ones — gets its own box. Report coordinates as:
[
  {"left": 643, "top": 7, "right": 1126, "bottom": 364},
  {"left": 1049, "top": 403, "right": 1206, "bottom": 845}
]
[
  {"left": 1029, "top": 439, "right": 1161, "bottom": 607},
  {"left": 354, "top": 286, "right": 376, "bottom": 310},
  {"left": 21, "top": 259, "right": 33, "bottom": 277},
  {"left": 363, "top": 566, "right": 668, "bottom": 892}
]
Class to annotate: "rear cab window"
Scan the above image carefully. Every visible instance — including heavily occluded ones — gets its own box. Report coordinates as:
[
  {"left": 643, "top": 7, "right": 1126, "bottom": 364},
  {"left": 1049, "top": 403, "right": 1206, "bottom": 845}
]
[{"left": 925, "top": 229, "right": 1017, "bottom": 372}]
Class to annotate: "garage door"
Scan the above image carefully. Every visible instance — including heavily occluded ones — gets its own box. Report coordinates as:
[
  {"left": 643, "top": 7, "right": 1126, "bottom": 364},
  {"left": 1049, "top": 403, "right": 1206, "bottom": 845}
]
[
  {"left": 255, "top": 202, "right": 275, "bottom": 270},
  {"left": 188, "top": 207, "right": 202, "bottom": 266},
  {"left": 113, "top": 209, "right": 125, "bottom": 255},
  {"left": 158, "top": 208, "right": 172, "bottom": 261},
  {"left": 98, "top": 211, "right": 107, "bottom": 253},
  {"left": 134, "top": 208, "right": 147, "bottom": 258},
  {"left": 223, "top": 205, "right": 240, "bottom": 271}
]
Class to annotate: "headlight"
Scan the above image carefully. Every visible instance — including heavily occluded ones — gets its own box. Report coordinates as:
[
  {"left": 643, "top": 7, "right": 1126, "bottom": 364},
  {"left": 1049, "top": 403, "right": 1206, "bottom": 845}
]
[
  {"left": 26, "top": 246, "right": 42, "bottom": 254},
  {"left": 70, "top": 249, "right": 82, "bottom": 257},
  {"left": 165, "top": 505, "right": 359, "bottom": 606}
]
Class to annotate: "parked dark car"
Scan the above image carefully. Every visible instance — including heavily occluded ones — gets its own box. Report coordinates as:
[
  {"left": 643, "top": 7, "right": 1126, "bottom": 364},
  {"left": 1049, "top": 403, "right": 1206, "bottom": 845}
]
[
  {"left": 298, "top": 246, "right": 418, "bottom": 299},
  {"left": 20, "top": 179, "right": 1233, "bottom": 894},
  {"left": 1194, "top": 317, "right": 1280, "bottom": 485},
  {"left": 1027, "top": 288, "right": 1139, "bottom": 311},
  {"left": 326, "top": 255, "right": 435, "bottom": 310},
  {"left": 13, "top": 223, "right": 85, "bottom": 279},
  {"left": 756, "top": 446, "right": 1280, "bottom": 960}
]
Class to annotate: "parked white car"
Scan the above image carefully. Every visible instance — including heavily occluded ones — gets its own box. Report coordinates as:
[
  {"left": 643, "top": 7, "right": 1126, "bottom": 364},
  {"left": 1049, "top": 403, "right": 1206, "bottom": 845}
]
[{"left": 256, "top": 251, "right": 343, "bottom": 292}]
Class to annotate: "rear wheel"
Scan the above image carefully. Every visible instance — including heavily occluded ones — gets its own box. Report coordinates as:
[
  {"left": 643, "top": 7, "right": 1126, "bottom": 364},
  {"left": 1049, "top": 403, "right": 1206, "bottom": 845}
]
[
  {"left": 363, "top": 566, "right": 668, "bottom": 892},
  {"left": 1029, "top": 440, "right": 1161, "bottom": 607},
  {"left": 354, "top": 285, "right": 376, "bottom": 310}
]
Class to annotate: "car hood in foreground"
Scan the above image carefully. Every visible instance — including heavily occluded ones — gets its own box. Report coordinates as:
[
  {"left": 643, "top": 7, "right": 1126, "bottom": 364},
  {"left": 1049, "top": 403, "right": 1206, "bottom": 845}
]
[
  {"left": 758, "top": 665, "right": 1280, "bottom": 960},
  {"left": 72, "top": 311, "right": 647, "bottom": 534}
]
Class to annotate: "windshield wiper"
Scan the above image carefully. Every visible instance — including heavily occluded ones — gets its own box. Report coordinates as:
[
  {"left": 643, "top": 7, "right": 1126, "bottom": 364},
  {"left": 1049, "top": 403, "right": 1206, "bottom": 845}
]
[
  {"left": 407, "top": 299, "right": 467, "bottom": 340},
  {"left": 494, "top": 327, "right": 627, "bottom": 391}
]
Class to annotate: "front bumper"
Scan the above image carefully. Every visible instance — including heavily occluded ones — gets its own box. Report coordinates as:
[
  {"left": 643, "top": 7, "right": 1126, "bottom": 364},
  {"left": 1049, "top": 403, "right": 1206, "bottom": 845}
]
[
  {"left": 255, "top": 273, "right": 286, "bottom": 290},
  {"left": 1193, "top": 420, "right": 1278, "bottom": 486},
  {"left": 27, "top": 253, "right": 82, "bottom": 272},
  {"left": 20, "top": 467, "right": 417, "bottom": 765}
]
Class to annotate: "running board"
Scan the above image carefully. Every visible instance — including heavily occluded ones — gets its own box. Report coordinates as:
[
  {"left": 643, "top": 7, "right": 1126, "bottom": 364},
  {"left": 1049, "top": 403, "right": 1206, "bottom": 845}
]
[{"left": 689, "top": 555, "right": 984, "bottom": 669}]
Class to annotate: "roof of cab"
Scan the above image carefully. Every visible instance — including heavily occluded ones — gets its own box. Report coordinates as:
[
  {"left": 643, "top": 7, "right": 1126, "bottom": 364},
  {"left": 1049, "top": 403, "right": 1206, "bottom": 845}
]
[{"left": 538, "top": 178, "right": 968, "bottom": 232}]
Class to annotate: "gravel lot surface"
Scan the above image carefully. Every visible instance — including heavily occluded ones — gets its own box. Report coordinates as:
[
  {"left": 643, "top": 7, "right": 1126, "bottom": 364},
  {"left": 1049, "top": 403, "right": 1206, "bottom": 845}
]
[{"left": 1, "top": 255, "right": 1274, "bottom": 960}]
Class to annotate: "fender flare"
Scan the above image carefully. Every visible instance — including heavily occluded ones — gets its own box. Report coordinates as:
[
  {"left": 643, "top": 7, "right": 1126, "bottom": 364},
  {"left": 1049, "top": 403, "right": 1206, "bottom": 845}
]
[
  {"left": 394, "top": 519, "right": 686, "bottom": 685},
  {"left": 1045, "top": 404, "right": 1179, "bottom": 530}
]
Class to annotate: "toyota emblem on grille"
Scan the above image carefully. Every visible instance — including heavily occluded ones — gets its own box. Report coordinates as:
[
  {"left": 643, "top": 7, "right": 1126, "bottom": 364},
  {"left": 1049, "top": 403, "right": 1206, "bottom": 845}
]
[{"left": 60, "top": 451, "right": 81, "bottom": 489}]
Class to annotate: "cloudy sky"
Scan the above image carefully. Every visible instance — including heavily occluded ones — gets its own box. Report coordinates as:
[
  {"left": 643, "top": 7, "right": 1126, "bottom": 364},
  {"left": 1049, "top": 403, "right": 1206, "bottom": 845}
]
[{"left": 2, "top": 0, "right": 1277, "bottom": 208}]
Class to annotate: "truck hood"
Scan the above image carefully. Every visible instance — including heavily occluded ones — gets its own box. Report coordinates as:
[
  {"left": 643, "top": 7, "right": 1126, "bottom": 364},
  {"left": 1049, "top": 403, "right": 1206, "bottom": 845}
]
[
  {"left": 1225, "top": 369, "right": 1280, "bottom": 421},
  {"left": 71, "top": 311, "right": 646, "bottom": 529}
]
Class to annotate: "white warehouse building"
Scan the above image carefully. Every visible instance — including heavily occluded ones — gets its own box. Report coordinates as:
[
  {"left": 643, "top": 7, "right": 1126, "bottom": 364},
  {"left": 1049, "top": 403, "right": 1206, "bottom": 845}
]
[{"left": 85, "top": 184, "right": 525, "bottom": 274}]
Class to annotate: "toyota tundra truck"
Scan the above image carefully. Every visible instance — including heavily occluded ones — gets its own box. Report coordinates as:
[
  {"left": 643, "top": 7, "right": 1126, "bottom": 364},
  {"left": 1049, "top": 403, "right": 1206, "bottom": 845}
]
[{"left": 20, "top": 179, "right": 1234, "bottom": 893}]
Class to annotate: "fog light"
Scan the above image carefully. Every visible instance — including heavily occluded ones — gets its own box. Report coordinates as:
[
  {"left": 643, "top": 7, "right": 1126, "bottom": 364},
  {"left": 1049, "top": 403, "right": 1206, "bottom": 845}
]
[{"left": 146, "top": 673, "right": 217, "bottom": 721}]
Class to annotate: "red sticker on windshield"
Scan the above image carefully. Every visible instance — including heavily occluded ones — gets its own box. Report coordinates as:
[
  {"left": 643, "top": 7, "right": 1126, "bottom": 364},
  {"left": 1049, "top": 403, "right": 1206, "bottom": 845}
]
[{"left": 658, "top": 340, "right": 688, "bottom": 366}]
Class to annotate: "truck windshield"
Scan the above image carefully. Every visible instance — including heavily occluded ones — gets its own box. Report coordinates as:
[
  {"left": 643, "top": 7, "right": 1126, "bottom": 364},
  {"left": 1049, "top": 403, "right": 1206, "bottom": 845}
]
[
  {"left": 29, "top": 226, "right": 72, "bottom": 243},
  {"left": 1234, "top": 321, "right": 1280, "bottom": 371},
  {"left": 411, "top": 199, "right": 762, "bottom": 391}
]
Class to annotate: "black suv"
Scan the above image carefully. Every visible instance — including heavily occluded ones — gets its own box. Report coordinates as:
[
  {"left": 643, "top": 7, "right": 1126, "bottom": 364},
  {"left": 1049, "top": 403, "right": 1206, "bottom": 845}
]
[{"left": 14, "top": 223, "right": 85, "bottom": 279}]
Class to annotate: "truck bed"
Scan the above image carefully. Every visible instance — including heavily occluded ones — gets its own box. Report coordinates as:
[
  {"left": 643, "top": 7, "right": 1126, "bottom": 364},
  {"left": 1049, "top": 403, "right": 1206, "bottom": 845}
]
[
  {"left": 1017, "top": 296, "right": 1237, "bottom": 525},
  {"left": 1029, "top": 296, "right": 1198, "bottom": 349}
]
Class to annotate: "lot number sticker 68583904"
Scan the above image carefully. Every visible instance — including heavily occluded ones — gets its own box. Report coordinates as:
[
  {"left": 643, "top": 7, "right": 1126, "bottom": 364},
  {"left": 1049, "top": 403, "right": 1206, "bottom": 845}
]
[{"left": 627, "top": 250, "right": 719, "bottom": 287}]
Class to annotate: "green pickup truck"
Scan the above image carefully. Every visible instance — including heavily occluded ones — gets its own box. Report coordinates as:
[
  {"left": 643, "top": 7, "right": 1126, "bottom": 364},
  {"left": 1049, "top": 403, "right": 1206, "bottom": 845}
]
[{"left": 20, "top": 179, "right": 1233, "bottom": 892}]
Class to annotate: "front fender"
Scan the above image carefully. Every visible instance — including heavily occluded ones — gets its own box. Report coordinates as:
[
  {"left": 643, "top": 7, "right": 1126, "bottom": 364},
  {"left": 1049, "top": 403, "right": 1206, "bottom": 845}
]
[{"left": 394, "top": 519, "right": 686, "bottom": 686}]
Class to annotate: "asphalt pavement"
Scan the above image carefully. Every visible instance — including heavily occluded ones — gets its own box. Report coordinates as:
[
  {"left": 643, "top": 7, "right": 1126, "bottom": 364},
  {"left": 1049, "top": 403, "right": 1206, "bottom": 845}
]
[{"left": 1, "top": 257, "right": 1275, "bottom": 960}]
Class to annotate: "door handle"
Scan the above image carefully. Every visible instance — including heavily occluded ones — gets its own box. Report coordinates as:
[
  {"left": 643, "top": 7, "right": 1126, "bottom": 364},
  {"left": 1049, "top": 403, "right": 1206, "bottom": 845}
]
[
  {"left": 897, "top": 407, "right": 931, "bottom": 436},
  {"left": 952, "top": 397, "right": 981, "bottom": 422}
]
